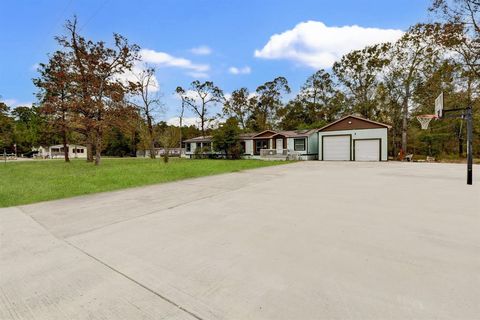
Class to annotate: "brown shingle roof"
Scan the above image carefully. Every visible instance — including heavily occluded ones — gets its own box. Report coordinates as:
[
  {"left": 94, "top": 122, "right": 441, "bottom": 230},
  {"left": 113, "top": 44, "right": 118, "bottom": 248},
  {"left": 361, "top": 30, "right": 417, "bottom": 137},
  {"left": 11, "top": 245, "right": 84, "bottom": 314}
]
[
  {"left": 184, "top": 129, "right": 318, "bottom": 143},
  {"left": 317, "top": 115, "right": 391, "bottom": 132}
]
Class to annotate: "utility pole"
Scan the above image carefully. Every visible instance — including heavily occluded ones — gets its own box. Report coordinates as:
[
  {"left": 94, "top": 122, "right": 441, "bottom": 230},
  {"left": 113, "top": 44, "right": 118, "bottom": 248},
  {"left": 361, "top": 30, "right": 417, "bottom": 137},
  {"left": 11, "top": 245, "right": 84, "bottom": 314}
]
[{"left": 466, "top": 106, "right": 473, "bottom": 185}]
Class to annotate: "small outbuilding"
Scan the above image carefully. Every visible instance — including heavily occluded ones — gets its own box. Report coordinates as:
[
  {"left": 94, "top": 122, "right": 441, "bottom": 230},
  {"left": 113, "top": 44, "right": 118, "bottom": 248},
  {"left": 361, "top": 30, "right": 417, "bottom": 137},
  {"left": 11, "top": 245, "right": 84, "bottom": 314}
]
[
  {"left": 318, "top": 115, "right": 391, "bottom": 161},
  {"left": 34, "top": 144, "right": 88, "bottom": 159}
]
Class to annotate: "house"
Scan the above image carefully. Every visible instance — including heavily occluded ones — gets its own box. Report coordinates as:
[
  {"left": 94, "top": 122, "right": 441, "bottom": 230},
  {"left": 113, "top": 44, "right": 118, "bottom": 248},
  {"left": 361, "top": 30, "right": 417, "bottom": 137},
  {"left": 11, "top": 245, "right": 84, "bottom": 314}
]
[
  {"left": 317, "top": 115, "right": 391, "bottom": 161},
  {"left": 34, "top": 144, "right": 88, "bottom": 159},
  {"left": 184, "top": 129, "right": 318, "bottom": 160},
  {"left": 241, "top": 129, "right": 318, "bottom": 160},
  {"left": 183, "top": 115, "right": 390, "bottom": 161}
]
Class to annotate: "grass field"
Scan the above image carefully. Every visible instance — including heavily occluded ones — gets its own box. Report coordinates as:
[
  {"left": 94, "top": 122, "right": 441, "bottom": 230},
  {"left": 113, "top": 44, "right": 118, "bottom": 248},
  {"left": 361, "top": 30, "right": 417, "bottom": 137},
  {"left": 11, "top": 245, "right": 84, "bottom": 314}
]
[{"left": 0, "top": 158, "right": 288, "bottom": 207}]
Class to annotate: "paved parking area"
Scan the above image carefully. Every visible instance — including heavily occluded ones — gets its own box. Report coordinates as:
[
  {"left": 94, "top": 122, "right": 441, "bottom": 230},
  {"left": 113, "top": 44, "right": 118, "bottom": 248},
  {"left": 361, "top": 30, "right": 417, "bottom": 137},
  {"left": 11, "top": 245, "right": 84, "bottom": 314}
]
[{"left": 1, "top": 161, "right": 479, "bottom": 319}]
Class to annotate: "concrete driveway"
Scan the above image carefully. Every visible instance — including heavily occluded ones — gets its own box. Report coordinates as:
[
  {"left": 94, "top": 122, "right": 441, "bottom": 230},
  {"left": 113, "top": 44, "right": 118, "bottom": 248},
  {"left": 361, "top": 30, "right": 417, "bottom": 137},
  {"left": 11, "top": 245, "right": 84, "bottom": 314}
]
[{"left": 1, "top": 161, "right": 479, "bottom": 319}]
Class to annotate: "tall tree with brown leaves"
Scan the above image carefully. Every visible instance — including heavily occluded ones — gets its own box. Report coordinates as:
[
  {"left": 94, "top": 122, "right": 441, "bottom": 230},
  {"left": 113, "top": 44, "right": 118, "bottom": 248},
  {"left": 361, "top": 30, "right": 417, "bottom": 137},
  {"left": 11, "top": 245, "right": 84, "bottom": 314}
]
[
  {"left": 34, "top": 51, "right": 74, "bottom": 162},
  {"left": 56, "top": 17, "right": 140, "bottom": 165}
]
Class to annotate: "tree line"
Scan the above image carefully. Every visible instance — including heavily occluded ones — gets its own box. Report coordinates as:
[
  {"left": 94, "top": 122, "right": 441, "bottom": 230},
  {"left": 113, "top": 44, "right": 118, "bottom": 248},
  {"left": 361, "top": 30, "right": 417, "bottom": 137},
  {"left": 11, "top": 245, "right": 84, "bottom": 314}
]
[{"left": 1, "top": 0, "right": 479, "bottom": 163}]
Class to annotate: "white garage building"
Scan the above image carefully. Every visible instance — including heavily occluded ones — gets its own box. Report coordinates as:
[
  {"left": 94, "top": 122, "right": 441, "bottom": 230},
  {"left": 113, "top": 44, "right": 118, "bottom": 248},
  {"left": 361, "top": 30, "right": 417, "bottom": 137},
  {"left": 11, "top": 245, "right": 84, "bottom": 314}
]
[{"left": 318, "top": 115, "right": 390, "bottom": 161}]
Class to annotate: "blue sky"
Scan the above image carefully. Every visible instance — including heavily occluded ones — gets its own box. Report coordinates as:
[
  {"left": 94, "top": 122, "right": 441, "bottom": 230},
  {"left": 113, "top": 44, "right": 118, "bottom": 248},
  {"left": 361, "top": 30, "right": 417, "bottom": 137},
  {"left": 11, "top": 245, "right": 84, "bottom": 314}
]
[{"left": 0, "top": 0, "right": 431, "bottom": 125}]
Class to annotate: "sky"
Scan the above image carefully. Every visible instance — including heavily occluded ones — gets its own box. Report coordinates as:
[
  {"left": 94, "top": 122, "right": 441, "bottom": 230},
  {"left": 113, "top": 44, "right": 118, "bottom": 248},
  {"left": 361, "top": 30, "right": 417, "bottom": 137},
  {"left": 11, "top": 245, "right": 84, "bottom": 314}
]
[{"left": 0, "top": 0, "right": 432, "bottom": 126}]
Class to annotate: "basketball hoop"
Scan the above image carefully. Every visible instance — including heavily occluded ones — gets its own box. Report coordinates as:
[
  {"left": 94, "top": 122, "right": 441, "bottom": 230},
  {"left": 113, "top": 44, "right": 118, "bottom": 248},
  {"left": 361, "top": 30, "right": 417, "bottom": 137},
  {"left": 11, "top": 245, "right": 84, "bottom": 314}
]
[{"left": 416, "top": 114, "right": 438, "bottom": 130}]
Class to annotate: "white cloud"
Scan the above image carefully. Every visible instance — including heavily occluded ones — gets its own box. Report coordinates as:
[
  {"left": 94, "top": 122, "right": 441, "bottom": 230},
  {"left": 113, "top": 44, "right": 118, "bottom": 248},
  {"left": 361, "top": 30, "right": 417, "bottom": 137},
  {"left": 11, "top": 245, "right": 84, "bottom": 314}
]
[
  {"left": 254, "top": 21, "right": 403, "bottom": 69},
  {"left": 186, "top": 72, "right": 209, "bottom": 79},
  {"left": 1, "top": 98, "right": 33, "bottom": 107},
  {"left": 140, "top": 49, "right": 210, "bottom": 73},
  {"left": 228, "top": 66, "right": 251, "bottom": 75},
  {"left": 190, "top": 45, "right": 212, "bottom": 55}
]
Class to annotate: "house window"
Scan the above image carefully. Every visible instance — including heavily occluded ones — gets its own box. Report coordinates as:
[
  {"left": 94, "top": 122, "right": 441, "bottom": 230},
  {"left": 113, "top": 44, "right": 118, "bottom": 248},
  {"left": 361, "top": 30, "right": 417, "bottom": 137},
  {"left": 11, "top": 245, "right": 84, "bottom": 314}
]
[
  {"left": 240, "top": 141, "right": 246, "bottom": 154},
  {"left": 186, "top": 143, "right": 191, "bottom": 152},
  {"left": 255, "top": 139, "right": 269, "bottom": 154},
  {"left": 294, "top": 138, "right": 306, "bottom": 151},
  {"left": 203, "top": 142, "right": 211, "bottom": 151}
]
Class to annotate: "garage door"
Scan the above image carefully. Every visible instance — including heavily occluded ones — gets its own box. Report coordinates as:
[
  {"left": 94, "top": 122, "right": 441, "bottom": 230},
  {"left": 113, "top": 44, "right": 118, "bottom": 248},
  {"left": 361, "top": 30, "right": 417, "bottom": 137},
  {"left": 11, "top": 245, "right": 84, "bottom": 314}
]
[
  {"left": 354, "top": 139, "right": 380, "bottom": 161},
  {"left": 323, "top": 135, "right": 351, "bottom": 160}
]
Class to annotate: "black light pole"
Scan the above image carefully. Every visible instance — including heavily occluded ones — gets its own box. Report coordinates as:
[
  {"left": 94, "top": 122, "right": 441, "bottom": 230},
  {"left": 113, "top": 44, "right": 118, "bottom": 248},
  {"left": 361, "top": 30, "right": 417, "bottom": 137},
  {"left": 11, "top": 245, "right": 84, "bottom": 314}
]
[{"left": 466, "top": 106, "right": 473, "bottom": 185}]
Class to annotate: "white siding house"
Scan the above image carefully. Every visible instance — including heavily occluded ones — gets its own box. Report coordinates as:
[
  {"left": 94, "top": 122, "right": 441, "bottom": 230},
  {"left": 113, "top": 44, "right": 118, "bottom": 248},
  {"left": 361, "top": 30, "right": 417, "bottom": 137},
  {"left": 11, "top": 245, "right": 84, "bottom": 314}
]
[
  {"left": 35, "top": 144, "right": 88, "bottom": 159},
  {"left": 183, "top": 130, "right": 319, "bottom": 160}
]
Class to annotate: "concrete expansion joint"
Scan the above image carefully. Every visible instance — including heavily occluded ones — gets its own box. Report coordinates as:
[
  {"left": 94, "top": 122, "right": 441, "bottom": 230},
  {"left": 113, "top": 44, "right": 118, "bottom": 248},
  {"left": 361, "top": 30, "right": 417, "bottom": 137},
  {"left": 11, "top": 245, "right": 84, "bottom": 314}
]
[
  {"left": 17, "top": 206, "right": 207, "bottom": 320},
  {"left": 65, "top": 239, "right": 207, "bottom": 320}
]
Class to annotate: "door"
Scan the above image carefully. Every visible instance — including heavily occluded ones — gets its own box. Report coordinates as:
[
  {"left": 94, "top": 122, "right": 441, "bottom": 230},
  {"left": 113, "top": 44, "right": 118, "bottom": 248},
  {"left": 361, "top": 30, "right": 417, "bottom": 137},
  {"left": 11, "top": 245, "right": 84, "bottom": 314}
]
[
  {"left": 354, "top": 139, "right": 380, "bottom": 161},
  {"left": 276, "top": 139, "right": 283, "bottom": 151},
  {"left": 323, "top": 135, "right": 350, "bottom": 161}
]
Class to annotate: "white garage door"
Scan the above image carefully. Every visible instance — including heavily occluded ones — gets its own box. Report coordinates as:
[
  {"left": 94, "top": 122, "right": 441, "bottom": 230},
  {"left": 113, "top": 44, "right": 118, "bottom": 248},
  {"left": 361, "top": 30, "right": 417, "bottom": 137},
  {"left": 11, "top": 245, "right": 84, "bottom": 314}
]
[
  {"left": 355, "top": 139, "right": 380, "bottom": 161},
  {"left": 323, "top": 135, "right": 350, "bottom": 161}
]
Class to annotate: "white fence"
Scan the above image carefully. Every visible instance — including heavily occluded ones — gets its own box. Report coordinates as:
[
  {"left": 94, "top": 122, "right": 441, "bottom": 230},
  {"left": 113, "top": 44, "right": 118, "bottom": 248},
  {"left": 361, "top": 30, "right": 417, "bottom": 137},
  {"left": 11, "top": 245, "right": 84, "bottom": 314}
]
[{"left": 0, "top": 153, "right": 17, "bottom": 160}]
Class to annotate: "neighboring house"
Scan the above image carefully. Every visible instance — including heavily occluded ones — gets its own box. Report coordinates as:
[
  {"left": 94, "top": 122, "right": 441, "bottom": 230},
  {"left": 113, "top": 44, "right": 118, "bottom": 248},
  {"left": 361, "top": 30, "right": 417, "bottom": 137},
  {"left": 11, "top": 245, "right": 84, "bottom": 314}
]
[
  {"left": 34, "top": 144, "right": 88, "bottom": 159},
  {"left": 317, "top": 115, "right": 391, "bottom": 161},
  {"left": 137, "top": 148, "right": 183, "bottom": 158},
  {"left": 184, "top": 115, "right": 391, "bottom": 161}
]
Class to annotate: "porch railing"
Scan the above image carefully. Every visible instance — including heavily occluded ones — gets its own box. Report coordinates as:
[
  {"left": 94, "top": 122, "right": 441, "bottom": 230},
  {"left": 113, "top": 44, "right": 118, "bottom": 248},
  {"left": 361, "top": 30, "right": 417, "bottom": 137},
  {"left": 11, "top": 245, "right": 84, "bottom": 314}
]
[{"left": 259, "top": 149, "right": 302, "bottom": 160}]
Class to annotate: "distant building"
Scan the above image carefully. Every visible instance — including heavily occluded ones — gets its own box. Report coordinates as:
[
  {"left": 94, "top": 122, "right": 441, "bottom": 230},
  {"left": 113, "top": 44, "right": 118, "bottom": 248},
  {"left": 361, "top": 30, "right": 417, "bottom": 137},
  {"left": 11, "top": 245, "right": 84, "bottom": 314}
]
[
  {"left": 136, "top": 148, "right": 183, "bottom": 158},
  {"left": 34, "top": 144, "right": 88, "bottom": 159}
]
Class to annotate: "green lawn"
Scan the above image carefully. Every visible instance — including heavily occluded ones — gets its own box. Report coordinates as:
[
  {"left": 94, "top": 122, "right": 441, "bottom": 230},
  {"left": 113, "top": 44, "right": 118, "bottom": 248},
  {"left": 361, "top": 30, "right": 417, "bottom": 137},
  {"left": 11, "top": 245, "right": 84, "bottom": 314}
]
[{"left": 0, "top": 158, "right": 289, "bottom": 207}]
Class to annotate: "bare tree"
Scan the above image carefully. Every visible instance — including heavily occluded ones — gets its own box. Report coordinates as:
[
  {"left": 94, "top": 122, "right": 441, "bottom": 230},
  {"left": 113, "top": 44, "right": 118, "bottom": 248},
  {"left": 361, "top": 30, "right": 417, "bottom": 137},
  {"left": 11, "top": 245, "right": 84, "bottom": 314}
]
[
  {"left": 176, "top": 81, "right": 224, "bottom": 136},
  {"left": 158, "top": 126, "right": 180, "bottom": 163},
  {"left": 133, "top": 66, "right": 162, "bottom": 159},
  {"left": 175, "top": 86, "right": 187, "bottom": 153}
]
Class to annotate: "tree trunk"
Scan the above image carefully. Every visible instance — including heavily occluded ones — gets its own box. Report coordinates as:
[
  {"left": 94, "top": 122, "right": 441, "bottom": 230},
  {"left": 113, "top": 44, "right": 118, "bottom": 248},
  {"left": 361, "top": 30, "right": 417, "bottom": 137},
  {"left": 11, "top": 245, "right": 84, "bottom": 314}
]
[
  {"left": 147, "top": 117, "right": 155, "bottom": 159},
  {"left": 94, "top": 129, "right": 102, "bottom": 166},
  {"left": 391, "top": 127, "right": 396, "bottom": 158},
  {"left": 62, "top": 130, "right": 70, "bottom": 163},
  {"left": 86, "top": 140, "right": 93, "bottom": 162},
  {"left": 163, "top": 147, "right": 169, "bottom": 163},
  {"left": 201, "top": 117, "right": 205, "bottom": 137},
  {"left": 179, "top": 118, "right": 183, "bottom": 154},
  {"left": 401, "top": 86, "right": 410, "bottom": 157}
]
